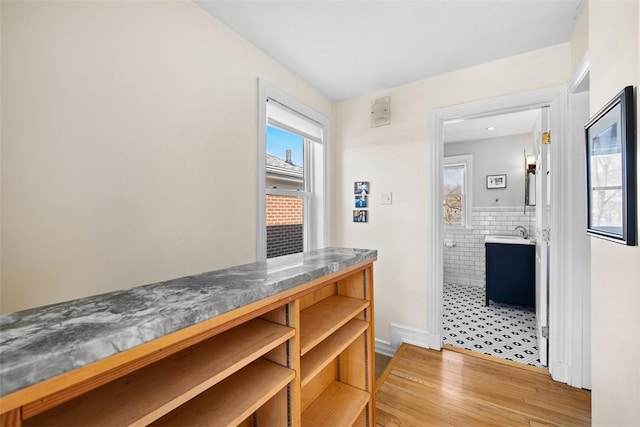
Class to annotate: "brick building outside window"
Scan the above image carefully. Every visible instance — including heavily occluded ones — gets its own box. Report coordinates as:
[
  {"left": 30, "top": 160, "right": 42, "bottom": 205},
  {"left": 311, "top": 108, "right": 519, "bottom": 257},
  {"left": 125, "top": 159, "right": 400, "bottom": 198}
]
[{"left": 266, "top": 152, "right": 304, "bottom": 258}]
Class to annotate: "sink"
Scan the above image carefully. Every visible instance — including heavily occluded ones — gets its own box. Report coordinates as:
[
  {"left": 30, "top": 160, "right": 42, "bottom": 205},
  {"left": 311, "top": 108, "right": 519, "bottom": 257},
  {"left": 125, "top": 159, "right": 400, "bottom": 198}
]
[{"left": 484, "top": 235, "right": 534, "bottom": 245}]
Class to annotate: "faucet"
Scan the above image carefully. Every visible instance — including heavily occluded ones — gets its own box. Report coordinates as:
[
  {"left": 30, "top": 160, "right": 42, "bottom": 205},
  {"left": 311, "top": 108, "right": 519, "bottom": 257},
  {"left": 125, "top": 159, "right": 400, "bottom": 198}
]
[{"left": 515, "top": 225, "right": 529, "bottom": 239}]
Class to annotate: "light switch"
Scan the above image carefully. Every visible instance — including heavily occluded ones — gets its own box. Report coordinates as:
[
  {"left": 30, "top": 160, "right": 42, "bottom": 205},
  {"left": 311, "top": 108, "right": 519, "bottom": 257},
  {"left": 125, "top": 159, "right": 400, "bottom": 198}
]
[{"left": 381, "top": 192, "right": 392, "bottom": 205}]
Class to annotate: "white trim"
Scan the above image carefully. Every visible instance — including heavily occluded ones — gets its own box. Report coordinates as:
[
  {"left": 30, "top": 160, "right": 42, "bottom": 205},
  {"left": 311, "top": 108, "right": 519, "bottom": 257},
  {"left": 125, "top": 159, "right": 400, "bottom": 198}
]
[
  {"left": 303, "top": 138, "right": 312, "bottom": 252},
  {"left": 565, "top": 56, "right": 591, "bottom": 390},
  {"left": 374, "top": 339, "right": 396, "bottom": 357},
  {"left": 257, "top": 81, "right": 268, "bottom": 261},
  {"left": 266, "top": 188, "right": 312, "bottom": 198},
  {"left": 547, "top": 90, "right": 568, "bottom": 383},
  {"left": 427, "top": 112, "right": 444, "bottom": 353},
  {"left": 376, "top": 323, "right": 441, "bottom": 356},
  {"left": 568, "top": 53, "right": 590, "bottom": 94},
  {"left": 549, "top": 360, "right": 569, "bottom": 384},
  {"left": 427, "top": 85, "right": 587, "bottom": 387},
  {"left": 389, "top": 322, "right": 435, "bottom": 350},
  {"left": 257, "top": 79, "right": 327, "bottom": 261}
]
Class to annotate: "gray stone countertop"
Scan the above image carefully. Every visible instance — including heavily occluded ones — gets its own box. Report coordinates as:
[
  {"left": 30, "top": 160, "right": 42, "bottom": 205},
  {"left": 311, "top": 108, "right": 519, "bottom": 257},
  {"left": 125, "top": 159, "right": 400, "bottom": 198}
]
[{"left": 0, "top": 247, "right": 376, "bottom": 397}]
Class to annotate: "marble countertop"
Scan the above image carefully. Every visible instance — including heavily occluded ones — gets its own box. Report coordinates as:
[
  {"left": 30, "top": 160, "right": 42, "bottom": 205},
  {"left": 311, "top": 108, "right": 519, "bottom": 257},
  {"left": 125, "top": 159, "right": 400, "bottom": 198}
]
[{"left": 0, "top": 247, "right": 376, "bottom": 397}]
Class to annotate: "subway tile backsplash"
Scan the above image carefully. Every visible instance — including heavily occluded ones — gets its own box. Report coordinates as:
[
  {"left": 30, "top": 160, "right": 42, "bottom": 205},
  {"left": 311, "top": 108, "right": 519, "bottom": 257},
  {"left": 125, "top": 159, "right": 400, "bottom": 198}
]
[{"left": 443, "top": 206, "right": 536, "bottom": 287}]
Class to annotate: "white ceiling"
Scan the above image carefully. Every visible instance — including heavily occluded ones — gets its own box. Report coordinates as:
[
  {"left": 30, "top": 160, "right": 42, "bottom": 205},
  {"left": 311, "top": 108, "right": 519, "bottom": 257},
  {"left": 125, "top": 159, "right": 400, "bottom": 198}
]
[
  {"left": 196, "top": 0, "right": 584, "bottom": 101},
  {"left": 444, "top": 109, "right": 541, "bottom": 143}
]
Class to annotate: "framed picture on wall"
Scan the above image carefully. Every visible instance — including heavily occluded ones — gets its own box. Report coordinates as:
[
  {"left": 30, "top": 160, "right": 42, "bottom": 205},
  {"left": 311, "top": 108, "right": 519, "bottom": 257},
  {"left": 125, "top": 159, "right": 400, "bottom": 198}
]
[
  {"left": 487, "top": 174, "right": 507, "bottom": 189},
  {"left": 353, "top": 210, "right": 368, "bottom": 223},
  {"left": 585, "top": 85, "right": 636, "bottom": 245},
  {"left": 354, "top": 181, "right": 369, "bottom": 195},
  {"left": 355, "top": 195, "right": 368, "bottom": 208}
]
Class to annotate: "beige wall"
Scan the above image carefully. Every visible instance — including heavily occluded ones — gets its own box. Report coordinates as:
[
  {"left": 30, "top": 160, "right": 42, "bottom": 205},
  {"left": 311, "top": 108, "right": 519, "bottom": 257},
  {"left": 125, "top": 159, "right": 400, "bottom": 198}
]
[
  {"left": 570, "top": 3, "right": 590, "bottom": 75},
  {"left": 334, "top": 43, "right": 570, "bottom": 342},
  {"left": 589, "top": 1, "right": 640, "bottom": 425},
  {"left": 0, "top": 0, "right": 332, "bottom": 312}
]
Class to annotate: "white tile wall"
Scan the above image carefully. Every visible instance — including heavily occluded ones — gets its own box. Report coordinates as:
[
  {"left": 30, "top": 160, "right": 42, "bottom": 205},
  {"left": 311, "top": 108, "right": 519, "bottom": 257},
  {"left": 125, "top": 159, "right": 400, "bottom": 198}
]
[{"left": 443, "top": 206, "right": 535, "bottom": 287}]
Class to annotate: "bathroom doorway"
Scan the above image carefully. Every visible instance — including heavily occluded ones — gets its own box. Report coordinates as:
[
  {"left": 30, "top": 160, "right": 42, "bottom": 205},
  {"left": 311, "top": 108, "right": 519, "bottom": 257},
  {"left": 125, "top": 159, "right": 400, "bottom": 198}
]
[
  {"left": 427, "top": 84, "right": 592, "bottom": 387},
  {"left": 440, "top": 107, "right": 548, "bottom": 368}
]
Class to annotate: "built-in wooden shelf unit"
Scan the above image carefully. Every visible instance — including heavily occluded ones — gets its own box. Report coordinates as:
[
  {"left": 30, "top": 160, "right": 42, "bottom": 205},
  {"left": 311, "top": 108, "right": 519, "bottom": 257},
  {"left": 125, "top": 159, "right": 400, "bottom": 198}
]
[{"left": 2, "top": 259, "right": 376, "bottom": 427}]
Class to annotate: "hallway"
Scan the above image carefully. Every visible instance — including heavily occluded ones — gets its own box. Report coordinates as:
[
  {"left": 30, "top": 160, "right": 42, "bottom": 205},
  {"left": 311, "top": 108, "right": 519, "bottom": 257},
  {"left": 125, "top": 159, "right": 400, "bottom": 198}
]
[{"left": 376, "top": 344, "right": 590, "bottom": 426}]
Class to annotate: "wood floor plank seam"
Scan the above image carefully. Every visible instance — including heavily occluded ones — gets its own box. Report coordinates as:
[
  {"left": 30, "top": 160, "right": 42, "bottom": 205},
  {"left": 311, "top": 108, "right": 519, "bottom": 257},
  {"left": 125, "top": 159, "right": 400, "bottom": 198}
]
[
  {"left": 376, "top": 344, "right": 591, "bottom": 427},
  {"left": 384, "top": 371, "right": 578, "bottom": 427}
]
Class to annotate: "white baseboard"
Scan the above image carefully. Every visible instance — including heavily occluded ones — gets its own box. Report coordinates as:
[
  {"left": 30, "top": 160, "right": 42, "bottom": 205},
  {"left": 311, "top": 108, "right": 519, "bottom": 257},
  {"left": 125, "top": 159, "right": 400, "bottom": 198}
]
[
  {"left": 376, "top": 323, "right": 443, "bottom": 356},
  {"left": 389, "top": 322, "right": 441, "bottom": 350},
  {"left": 549, "top": 360, "right": 569, "bottom": 384},
  {"left": 426, "top": 331, "right": 443, "bottom": 350},
  {"left": 374, "top": 339, "right": 396, "bottom": 357}
]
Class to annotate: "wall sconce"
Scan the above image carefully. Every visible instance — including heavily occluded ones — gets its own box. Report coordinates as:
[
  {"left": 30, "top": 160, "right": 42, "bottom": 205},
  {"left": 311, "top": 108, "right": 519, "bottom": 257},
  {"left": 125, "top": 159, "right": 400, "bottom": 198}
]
[{"left": 525, "top": 151, "right": 537, "bottom": 206}]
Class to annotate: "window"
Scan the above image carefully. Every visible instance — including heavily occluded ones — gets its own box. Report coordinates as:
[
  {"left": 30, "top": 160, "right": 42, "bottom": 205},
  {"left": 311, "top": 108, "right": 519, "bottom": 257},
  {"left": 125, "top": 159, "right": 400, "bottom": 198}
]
[
  {"left": 443, "top": 155, "right": 472, "bottom": 228},
  {"left": 590, "top": 123, "right": 623, "bottom": 227},
  {"left": 265, "top": 125, "right": 306, "bottom": 258},
  {"left": 258, "top": 81, "right": 326, "bottom": 260}
]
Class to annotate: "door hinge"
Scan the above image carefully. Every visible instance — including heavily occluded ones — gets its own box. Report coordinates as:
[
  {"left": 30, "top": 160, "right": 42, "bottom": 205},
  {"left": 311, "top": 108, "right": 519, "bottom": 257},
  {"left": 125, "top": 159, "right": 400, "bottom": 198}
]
[
  {"left": 541, "top": 326, "right": 549, "bottom": 339},
  {"left": 542, "top": 131, "right": 551, "bottom": 145}
]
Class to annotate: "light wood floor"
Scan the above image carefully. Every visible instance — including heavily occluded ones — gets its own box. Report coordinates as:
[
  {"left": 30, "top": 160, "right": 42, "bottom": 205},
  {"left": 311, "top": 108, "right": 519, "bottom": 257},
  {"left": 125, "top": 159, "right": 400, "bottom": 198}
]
[{"left": 376, "top": 344, "right": 591, "bottom": 426}]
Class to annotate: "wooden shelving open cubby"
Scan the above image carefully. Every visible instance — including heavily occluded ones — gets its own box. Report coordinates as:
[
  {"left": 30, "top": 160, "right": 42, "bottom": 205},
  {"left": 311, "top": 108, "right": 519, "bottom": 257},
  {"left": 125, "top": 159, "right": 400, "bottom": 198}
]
[
  {"left": 301, "top": 319, "right": 368, "bottom": 387},
  {"left": 150, "top": 358, "right": 294, "bottom": 427},
  {"left": 298, "top": 265, "right": 375, "bottom": 427},
  {"left": 299, "top": 295, "right": 369, "bottom": 356},
  {"left": 25, "top": 319, "right": 294, "bottom": 427},
  {"left": 301, "top": 381, "right": 369, "bottom": 426}
]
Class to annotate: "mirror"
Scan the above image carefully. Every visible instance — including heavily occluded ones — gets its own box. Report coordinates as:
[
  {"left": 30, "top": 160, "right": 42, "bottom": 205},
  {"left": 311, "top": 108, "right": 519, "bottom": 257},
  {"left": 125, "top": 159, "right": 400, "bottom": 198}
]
[{"left": 524, "top": 150, "right": 536, "bottom": 206}]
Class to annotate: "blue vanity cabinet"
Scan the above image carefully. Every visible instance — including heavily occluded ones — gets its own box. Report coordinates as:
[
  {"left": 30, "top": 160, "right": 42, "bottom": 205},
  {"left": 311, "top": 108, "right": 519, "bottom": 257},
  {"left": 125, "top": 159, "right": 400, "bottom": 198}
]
[{"left": 485, "top": 242, "right": 535, "bottom": 308}]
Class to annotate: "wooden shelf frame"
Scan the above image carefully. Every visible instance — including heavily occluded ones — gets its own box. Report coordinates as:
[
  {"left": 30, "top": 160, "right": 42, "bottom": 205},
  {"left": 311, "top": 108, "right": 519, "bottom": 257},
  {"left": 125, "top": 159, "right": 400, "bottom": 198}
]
[
  {"left": 150, "top": 359, "right": 295, "bottom": 427},
  {"left": 301, "top": 381, "right": 370, "bottom": 426},
  {"left": 301, "top": 319, "right": 368, "bottom": 387},
  {"left": 299, "top": 295, "right": 369, "bottom": 356},
  {"left": 1, "top": 259, "right": 376, "bottom": 427},
  {"left": 25, "top": 319, "right": 294, "bottom": 427},
  {"left": 297, "top": 263, "right": 375, "bottom": 426}
]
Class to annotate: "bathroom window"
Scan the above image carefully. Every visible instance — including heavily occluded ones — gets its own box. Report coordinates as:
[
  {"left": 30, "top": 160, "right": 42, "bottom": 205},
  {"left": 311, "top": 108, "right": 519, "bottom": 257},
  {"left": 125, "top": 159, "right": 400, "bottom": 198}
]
[
  {"left": 443, "top": 155, "right": 473, "bottom": 228},
  {"left": 258, "top": 80, "right": 326, "bottom": 260}
]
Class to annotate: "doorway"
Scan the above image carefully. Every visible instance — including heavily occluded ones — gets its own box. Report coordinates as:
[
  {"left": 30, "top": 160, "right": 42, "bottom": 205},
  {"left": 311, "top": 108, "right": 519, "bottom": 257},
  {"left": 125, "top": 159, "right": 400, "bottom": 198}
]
[
  {"left": 426, "top": 85, "right": 591, "bottom": 387},
  {"left": 440, "top": 107, "right": 548, "bottom": 368}
]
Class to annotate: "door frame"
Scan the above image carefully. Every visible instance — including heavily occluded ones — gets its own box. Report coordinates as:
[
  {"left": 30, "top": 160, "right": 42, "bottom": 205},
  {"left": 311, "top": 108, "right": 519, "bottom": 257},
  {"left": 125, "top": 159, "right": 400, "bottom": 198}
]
[
  {"left": 566, "top": 53, "right": 591, "bottom": 389},
  {"left": 535, "top": 106, "right": 550, "bottom": 367},
  {"left": 426, "top": 84, "right": 587, "bottom": 386}
]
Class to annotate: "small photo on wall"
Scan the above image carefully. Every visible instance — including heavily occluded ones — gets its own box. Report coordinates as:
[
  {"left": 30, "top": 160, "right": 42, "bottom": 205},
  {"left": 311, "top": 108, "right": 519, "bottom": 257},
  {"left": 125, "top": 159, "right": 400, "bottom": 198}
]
[
  {"left": 487, "top": 174, "right": 507, "bottom": 189},
  {"left": 353, "top": 210, "right": 368, "bottom": 223},
  {"left": 355, "top": 195, "right": 368, "bottom": 208},
  {"left": 354, "top": 181, "right": 369, "bottom": 195}
]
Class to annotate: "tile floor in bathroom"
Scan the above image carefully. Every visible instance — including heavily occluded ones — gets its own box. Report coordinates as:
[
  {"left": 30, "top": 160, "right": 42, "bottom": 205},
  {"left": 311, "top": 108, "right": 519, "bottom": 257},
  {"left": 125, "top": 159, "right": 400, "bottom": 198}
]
[{"left": 443, "top": 282, "right": 543, "bottom": 368}]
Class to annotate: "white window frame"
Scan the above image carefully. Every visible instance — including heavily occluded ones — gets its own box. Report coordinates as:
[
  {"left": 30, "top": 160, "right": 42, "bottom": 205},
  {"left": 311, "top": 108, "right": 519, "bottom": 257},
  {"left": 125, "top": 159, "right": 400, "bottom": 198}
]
[
  {"left": 257, "top": 80, "right": 326, "bottom": 261},
  {"left": 443, "top": 154, "right": 473, "bottom": 229}
]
